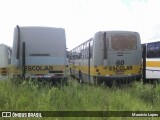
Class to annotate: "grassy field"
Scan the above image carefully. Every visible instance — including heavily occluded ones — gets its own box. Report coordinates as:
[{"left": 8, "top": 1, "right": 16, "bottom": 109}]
[{"left": 0, "top": 77, "right": 160, "bottom": 120}]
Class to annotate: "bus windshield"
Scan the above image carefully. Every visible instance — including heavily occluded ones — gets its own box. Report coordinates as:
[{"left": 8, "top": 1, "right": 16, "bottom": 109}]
[{"left": 111, "top": 34, "right": 137, "bottom": 50}]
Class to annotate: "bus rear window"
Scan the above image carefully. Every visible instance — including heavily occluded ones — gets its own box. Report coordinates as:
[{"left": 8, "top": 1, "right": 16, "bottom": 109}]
[{"left": 111, "top": 34, "right": 137, "bottom": 50}]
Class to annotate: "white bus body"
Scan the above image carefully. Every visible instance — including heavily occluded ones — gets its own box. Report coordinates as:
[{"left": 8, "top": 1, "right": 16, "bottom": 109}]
[
  {"left": 11, "top": 25, "right": 67, "bottom": 81},
  {"left": 69, "top": 31, "right": 142, "bottom": 85},
  {"left": 143, "top": 37, "right": 160, "bottom": 79},
  {"left": 0, "top": 44, "right": 12, "bottom": 77}
]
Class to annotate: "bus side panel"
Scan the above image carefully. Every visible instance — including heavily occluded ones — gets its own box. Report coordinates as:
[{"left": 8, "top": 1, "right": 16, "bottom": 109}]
[{"left": 146, "top": 60, "right": 160, "bottom": 79}]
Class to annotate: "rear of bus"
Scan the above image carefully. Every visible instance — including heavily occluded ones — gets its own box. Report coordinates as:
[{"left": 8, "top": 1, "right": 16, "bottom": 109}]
[
  {"left": 11, "top": 26, "right": 67, "bottom": 82},
  {"left": 0, "top": 44, "right": 12, "bottom": 78},
  {"left": 93, "top": 31, "right": 142, "bottom": 84}
]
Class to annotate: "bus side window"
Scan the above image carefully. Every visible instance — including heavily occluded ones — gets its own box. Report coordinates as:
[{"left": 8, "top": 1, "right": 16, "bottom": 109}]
[
  {"left": 79, "top": 53, "right": 82, "bottom": 59},
  {"left": 147, "top": 42, "right": 160, "bottom": 58},
  {"left": 155, "top": 42, "right": 160, "bottom": 58},
  {"left": 90, "top": 40, "right": 93, "bottom": 58},
  {"left": 147, "top": 43, "right": 156, "bottom": 58}
]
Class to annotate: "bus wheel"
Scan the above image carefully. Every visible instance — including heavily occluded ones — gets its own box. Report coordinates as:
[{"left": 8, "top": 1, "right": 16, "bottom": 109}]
[
  {"left": 106, "top": 80, "right": 113, "bottom": 87},
  {"left": 95, "top": 77, "right": 103, "bottom": 86}
]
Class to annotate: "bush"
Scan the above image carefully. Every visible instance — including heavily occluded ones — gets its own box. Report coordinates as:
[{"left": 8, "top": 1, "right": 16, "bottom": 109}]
[
  {"left": 132, "top": 82, "right": 160, "bottom": 104},
  {"left": 0, "top": 78, "right": 160, "bottom": 119}
]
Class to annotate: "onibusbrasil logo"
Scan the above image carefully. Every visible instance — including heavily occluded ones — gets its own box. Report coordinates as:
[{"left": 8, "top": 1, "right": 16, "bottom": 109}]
[{"left": 1, "top": 112, "right": 42, "bottom": 118}]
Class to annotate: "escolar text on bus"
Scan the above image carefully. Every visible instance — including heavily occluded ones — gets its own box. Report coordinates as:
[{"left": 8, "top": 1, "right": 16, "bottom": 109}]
[
  {"left": 25, "top": 66, "right": 54, "bottom": 71},
  {"left": 109, "top": 65, "right": 132, "bottom": 71}
]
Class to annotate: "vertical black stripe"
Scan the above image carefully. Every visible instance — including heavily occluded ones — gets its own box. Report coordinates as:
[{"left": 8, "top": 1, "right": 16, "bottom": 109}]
[
  {"left": 22, "top": 42, "right": 26, "bottom": 78},
  {"left": 142, "top": 44, "right": 146, "bottom": 83},
  {"left": 88, "top": 43, "right": 90, "bottom": 83},
  {"left": 16, "top": 25, "right": 20, "bottom": 59},
  {"left": 103, "top": 32, "right": 107, "bottom": 59}
]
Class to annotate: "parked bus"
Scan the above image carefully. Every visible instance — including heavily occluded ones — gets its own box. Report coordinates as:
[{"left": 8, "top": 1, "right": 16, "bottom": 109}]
[
  {"left": 0, "top": 44, "right": 12, "bottom": 77},
  {"left": 68, "top": 31, "right": 142, "bottom": 85},
  {"left": 142, "top": 37, "right": 160, "bottom": 82},
  {"left": 10, "top": 25, "right": 67, "bottom": 83}
]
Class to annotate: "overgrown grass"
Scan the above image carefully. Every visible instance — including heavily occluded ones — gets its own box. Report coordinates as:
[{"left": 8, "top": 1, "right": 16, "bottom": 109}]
[{"left": 0, "top": 78, "right": 160, "bottom": 120}]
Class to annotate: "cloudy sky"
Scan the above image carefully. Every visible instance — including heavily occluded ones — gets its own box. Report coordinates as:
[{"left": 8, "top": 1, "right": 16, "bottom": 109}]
[{"left": 0, "top": 0, "right": 160, "bottom": 50}]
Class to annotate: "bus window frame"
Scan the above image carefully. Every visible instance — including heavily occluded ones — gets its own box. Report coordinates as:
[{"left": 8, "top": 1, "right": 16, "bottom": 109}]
[{"left": 68, "top": 39, "right": 93, "bottom": 61}]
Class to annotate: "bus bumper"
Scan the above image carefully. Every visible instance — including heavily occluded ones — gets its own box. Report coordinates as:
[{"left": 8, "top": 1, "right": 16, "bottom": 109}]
[{"left": 96, "top": 74, "right": 142, "bottom": 84}]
